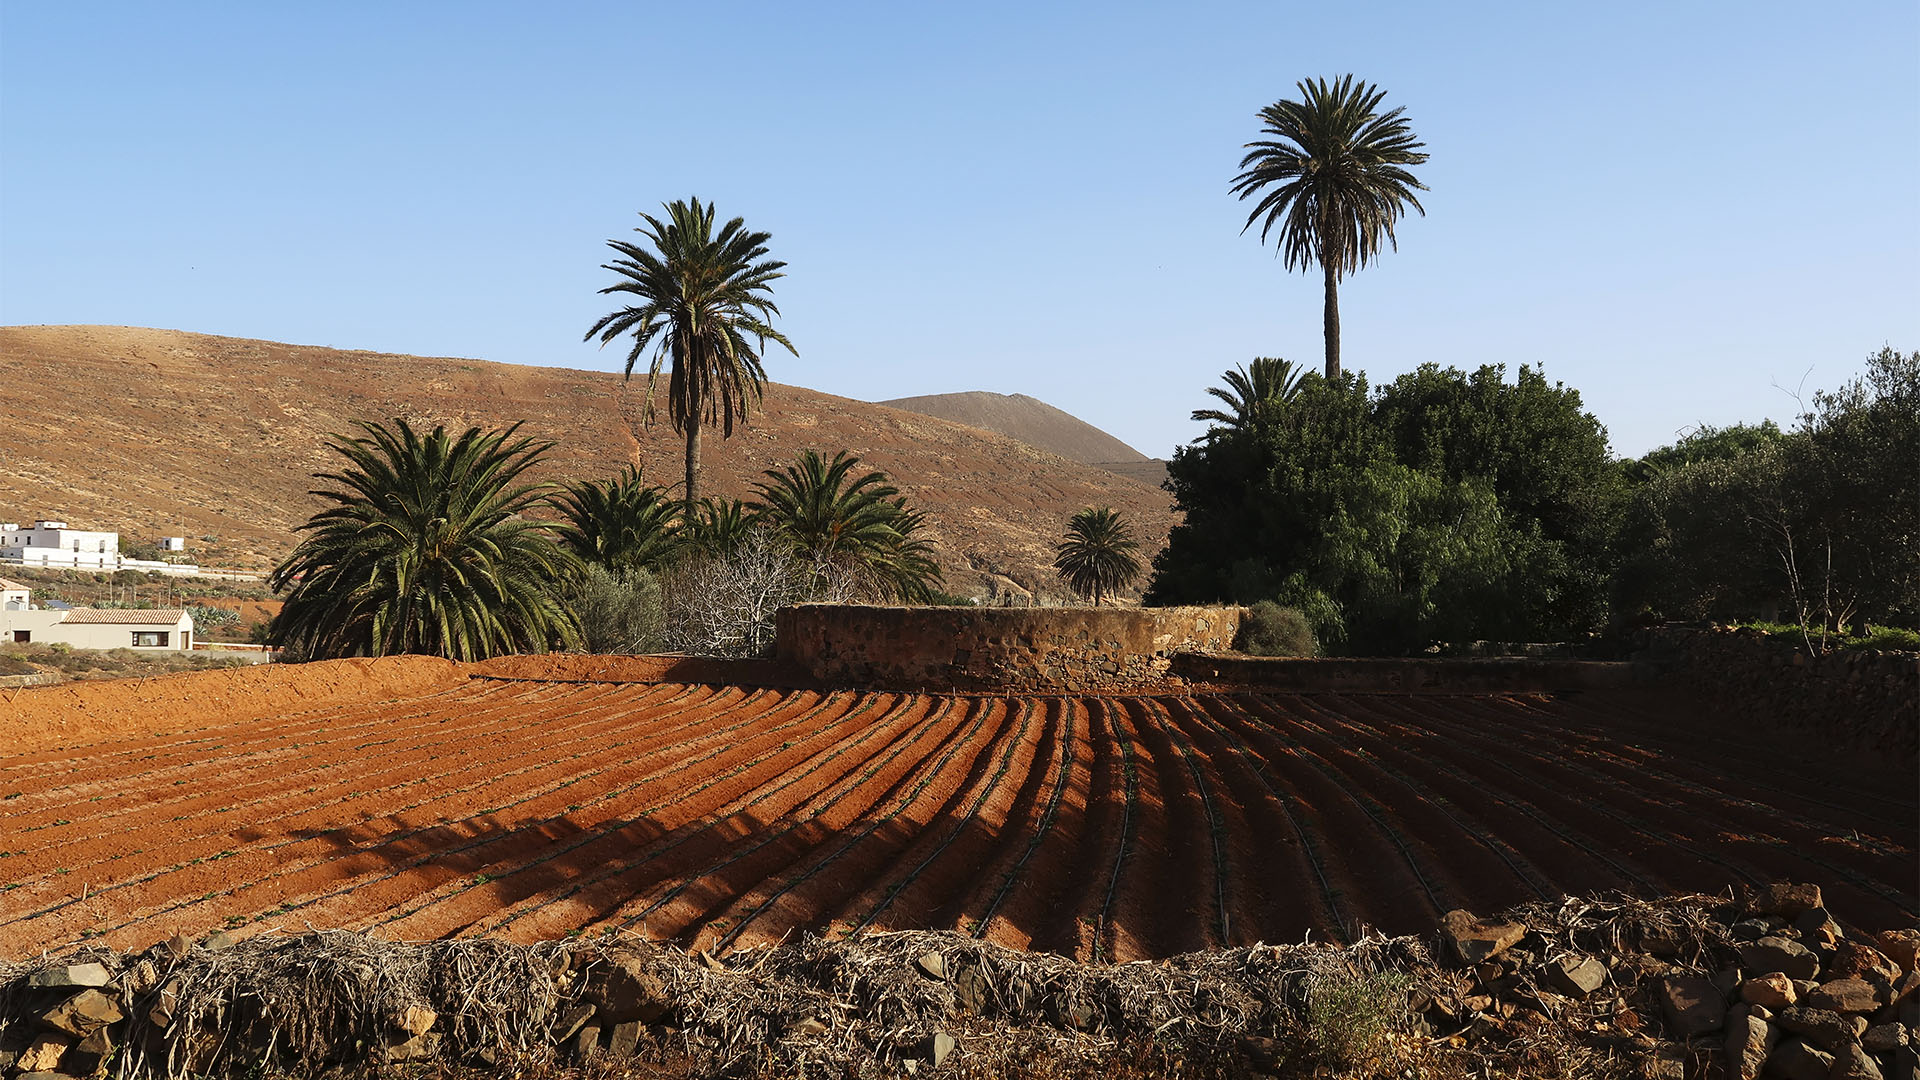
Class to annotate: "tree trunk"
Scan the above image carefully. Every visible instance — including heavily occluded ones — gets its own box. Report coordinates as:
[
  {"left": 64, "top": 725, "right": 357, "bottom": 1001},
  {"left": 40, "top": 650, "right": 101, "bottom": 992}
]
[
  {"left": 1322, "top": 259, "right": 1341, "bottom": 381},
  {"left": 682, "top": 376, "right": 702, "bottom": 513}
]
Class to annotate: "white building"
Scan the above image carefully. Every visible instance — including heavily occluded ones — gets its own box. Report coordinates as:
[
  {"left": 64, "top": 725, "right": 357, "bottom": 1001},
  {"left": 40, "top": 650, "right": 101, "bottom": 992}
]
[
  {"left": 0, "top": 581, "right": 194, "bottom": 650},
  {"left": 0, "top": 521, "right": 120, "bottom": 569}
]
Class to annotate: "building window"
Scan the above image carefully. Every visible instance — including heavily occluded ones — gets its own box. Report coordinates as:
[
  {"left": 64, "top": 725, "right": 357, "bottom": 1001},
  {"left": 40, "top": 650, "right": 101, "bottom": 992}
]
[
  {"left": 131, "top": 631, "right": 170, "bottom": 647},
  {"left": 12, "top": 630, "right": 27, "bottom": 643}
]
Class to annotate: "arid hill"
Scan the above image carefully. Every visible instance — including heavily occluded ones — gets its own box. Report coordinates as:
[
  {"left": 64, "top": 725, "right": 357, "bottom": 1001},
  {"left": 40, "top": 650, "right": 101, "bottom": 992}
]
[
  {"left": 879, "top": 390, "right": 1171, "bottom": 489},
  {"left": 0, "top": 326, "right": 1174, "bottom": 600}
]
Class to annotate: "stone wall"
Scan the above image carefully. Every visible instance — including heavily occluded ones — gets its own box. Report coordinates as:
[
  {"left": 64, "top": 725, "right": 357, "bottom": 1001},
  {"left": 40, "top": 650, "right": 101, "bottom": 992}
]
[
  {"left": 1168, "top": 654, "right": 1639, "bottom": 693},
  {"left": 1646, "top": 626, "right": 1918, "bottom": 767},
  {"left": 775, "top": 604, "right": 1243, "bottom": 693}
]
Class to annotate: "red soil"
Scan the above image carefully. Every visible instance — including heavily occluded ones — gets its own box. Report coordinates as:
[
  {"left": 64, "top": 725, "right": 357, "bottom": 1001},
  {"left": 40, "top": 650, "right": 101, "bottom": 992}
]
[{"left": 2, "top": 661, "right": 1911, "bottom": 961}]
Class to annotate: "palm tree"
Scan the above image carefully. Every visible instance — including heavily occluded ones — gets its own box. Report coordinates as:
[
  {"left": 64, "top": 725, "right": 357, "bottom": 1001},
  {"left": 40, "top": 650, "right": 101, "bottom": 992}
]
[
  {"left": 553, "top": 465, "right": 682, "bottom": 574},
  {"left": 269, "top": 420, "right": 581, "bottom": 660},
  {"left": 685, "top": 496, "right": 755, "bottom": 556},
  {"left": 1054, "top": 507, "right": 1141, "bottom": 606},
  {"left": 585, "top": 197, "right": 796, "bottom": 511},
  {"left": 1191, "top": 356, "right": 1306, "bottom": 439},
  {"left": 1231, "top": 75, "right": 1429, "bottom": 380},
  {"left": 751, "top": 449, "right": 944, "bottom": 603}
]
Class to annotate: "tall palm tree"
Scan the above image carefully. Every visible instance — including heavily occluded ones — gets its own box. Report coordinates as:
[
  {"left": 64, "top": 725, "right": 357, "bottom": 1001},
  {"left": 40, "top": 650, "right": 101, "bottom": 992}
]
[
  {"left": 269, "top": 420, "right": 581, "bottom": 660},
  {"left": 553, "top": 465, "right": 682, "bottom": 574},
  {"left": 585, "top": 197, "right": 796, "bottom": 511},
  {"left": 751, "top": 449, "right": 944, "bottom": 603},
  {"left": 1231, "top": 76, "right": 1429, "bottom": 380},
  {"left": 1054, "top": 507, "right": 1141, "bottom": 606},
  {"left": 1191, "top": 356, "right": 1307, "bottom": 439}
]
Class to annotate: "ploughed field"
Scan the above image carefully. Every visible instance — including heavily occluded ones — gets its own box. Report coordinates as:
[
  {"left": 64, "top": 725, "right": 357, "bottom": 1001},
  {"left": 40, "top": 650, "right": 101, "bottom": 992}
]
[{"left": 2, "top": 673, "right": 1911, "bottom": 962}]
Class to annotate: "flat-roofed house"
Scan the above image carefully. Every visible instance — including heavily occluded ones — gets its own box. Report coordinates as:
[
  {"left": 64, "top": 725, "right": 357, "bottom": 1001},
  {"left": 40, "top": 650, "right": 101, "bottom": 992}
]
[{"left": 0, "top": 582, "right": 194, "bottom": 649}]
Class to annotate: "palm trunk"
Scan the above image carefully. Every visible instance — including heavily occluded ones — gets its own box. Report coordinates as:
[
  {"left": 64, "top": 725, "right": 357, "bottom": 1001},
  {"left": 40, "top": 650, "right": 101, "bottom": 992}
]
[
  {"left": 683, "top": 376, "right": 701, "bottom": 514},
  {"left": 1322, "top": 259, "right": 1341, "bottom": 381}
]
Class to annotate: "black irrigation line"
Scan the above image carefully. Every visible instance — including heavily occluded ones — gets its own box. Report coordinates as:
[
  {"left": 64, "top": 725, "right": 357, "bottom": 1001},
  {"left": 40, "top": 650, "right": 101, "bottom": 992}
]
[
  {"left": 1351, "top": 694, "right": 1769, "bottom": 895},
  {"left": 584, "top": 692, "right": 976, "bottom": 937},
  {"left": 1462, "top": 694, "right": 1912, "bottom": 863},
  {"left": 1292, "top": 694, "right": 1666, "bottom": 897},
  {"left": 845, "top": 696, "right": 1055, "bottom": 937},
  {"left": 1542, "top": 691, "right": 1914, "bottom": 817},
  {"left": 1175, "top": 696, "right": 1348, "bottom": 944},
  {"left": 1, "top": 680, "right": 649, "bottom": 844},
  {"left": 972, "top": 698, "right": 1081, "bottom": 937},
  {"left": 1399, "top": 694, "right": 1915, "bottom": 916},
  {"left": 705, "top": 698, "right": 1028, "bottom": 954},
  {"left": 40, "top": 684, "right": 817, "bottom": 944},
  {"left": 341, "top": 687, "right": 874, "bottom": 934},
  {"left": 1255, "top": 695, "right": 1556, "bottom": 902},
  {"left": 1092, "top": 698, "right": 1139, "bottom": 963},
  {"left": 3, "top": 682, "right": 727, "bottom": 932},
  {"left": 1151, "top": 698, "right": 1232, "bottom": 945}
]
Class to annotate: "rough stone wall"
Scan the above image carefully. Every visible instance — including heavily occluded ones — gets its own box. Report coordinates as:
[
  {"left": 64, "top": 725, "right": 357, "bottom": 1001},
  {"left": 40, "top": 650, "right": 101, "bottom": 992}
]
[
  {"left": 775, "top": 604, "right": 1243, "bottom": 693},
  {"left": 1648, "top": 626, "right": 1918, "bottom": 767}
]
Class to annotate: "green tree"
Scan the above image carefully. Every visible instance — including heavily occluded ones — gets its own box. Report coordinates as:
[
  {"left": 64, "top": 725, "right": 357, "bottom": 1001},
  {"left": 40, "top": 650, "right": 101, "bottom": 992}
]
[
  {"left": 553, "top": 465, "right": 682, "bottom": 574},
  {"left": 1190, "top": 356, "right": 1306, "bottom": 439},
  {"left": 585, "top": 197, "right": 796, "bottom": 511},
  {"left": 751, "top": 450, "right": 944, "bottom": 603},
  {"left": 1054, "top": 507, "right": 1142, "bottom": 606},
  {"left": 685, "top": 496, "right": 754, "bottom": 556},
  {"left": 1232, "top": 76, "right": 1429, "bottom": 380},
  {"left": 269, "top": 420, "right": 581, "bottom": 660}
]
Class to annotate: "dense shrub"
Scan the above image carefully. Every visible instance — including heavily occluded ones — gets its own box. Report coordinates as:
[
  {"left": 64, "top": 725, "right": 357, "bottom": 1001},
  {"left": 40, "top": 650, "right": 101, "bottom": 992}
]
[
  {"left": 570, "top": 565, "right": 664, "bottom": 655},
  {"left": 1235, "top": 601, "right": 1318, "bottom": 657}
]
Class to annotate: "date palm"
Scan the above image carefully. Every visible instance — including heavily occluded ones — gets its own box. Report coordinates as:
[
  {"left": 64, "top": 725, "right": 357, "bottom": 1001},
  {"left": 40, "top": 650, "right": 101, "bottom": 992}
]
[
  {"left": 751, "top": 449, "right": 944, "bottom": 603},
  {"left": 585, "top": 197, "right": 796, "bottom": 511},
  {"left": 554, "top": 465, "right": 682, "bottom": 574},
  {"left": 1054, "top": 506, "right": 1140, "bottom": 606},
  {"left": 1191, "top": 356, "right": 1306, "bottom": 439},
  {"left": 269, "top": 419, "right": 581, "bottom": 660},
  {"left": 1232, "top": 76, "right": 1429, "bottom": 380}
]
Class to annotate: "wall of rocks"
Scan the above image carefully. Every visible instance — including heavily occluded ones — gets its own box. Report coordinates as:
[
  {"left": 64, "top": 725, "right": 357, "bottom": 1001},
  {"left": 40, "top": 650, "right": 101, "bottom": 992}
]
[
  {"left": 1646, "top": 626, "right": 1918, "bottom": 768},
  {"left": 775, "top": 604, "right": 1243, "bottom": 693}
]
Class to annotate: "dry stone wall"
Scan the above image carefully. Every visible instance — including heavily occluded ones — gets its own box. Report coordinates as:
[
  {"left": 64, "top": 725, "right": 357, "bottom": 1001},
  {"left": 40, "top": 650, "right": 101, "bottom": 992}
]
[
  {"left": 775, "top": 604, "right": 1243, "bottom": 693},
  {"left": 1646, "top": 626, "right": 1918, "bottom": 768}
]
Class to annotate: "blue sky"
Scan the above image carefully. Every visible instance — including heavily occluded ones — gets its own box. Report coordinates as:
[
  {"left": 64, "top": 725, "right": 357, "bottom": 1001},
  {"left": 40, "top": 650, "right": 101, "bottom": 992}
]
[{"left": 3, "top": 1, "right": 1914, "bottom": 458}]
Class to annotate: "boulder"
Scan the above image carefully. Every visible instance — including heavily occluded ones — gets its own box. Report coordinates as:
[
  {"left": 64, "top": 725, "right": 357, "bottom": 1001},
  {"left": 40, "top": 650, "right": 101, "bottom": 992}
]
[
  {"left": 1440, "top": 910, "right": 1526, "bottom": 965},
  {"left": 25, "top": 963, "right": 111, "bottom": 989},
  {"left": 1876, "top": 930, "right": 1920, "bottom": 975},
  {"left": 930, "top": 1031, "right": 957, "bottom": 1067},
  {"left": 1806, "top": 978, "right": 1884, "bottom": 1014},
  {"left": 915, "top": 952, "right": 947, "bottom": 980},
  {"left": 1748, "top": 883, "right": 1823, "bottom": 918},
  {"left": 1544, "top": 955, "right": 1608, "bottom": 998},
  {"left": 393, "top": 1004, "right": 437, "bottom": 1037},
  {"left": 1831, "top": 941, "right": 1902, "bottom": 987},
  {"left": 585, "top": 951, "right": 669, "bottom": 1024},
  {"left": 1741, "top": 937, "right": 1822, "bottom": 981},
  {"left": 1742, "top": 972, "right": 1799, "bottom": 1010},
  {"left": 1777, "top": 1006, "right": 1856, "bottom": 1051},
  {"left": 1657, "top": 974, "right": 1726, "bottom": 1037},
  {"left": 17, "top": 1033, "right": 72, "bottom": 1073},
  {"left": 1763, "top": 1038, "right": 1834, "bottom": 1080},
  {"left": 1725, "top": 1009, "right": 1777, "bottom": 1080},
  {"left": 607, "top": 1021, "right": 643, "bottom": 1059},
  {"left": 1829, "top": 1042, "right": 1887, "bottom": 1080},
  {"left": 1864, "top": 1023, "right": 1907, "bottom": 1053},
  {"left": 39, "top": 988, "right": 125, "bottom": 1037}
]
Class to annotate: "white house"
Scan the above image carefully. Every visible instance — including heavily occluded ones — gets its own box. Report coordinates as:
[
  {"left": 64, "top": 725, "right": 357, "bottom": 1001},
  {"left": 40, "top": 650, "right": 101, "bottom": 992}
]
[
  {"left": 0, "top": 582, "right": 194, "bottom": 651},
  {"left": 0, "top": 521, "right": 120, "bottom": 570}
]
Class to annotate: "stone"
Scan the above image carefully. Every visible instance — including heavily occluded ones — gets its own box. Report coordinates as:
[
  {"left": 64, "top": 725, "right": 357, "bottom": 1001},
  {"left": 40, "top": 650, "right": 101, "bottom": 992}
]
[
  {"left": 1743, "top": 972, "right": 1799, "bottom": 1009},
  {"left": 1808, "top": 977, "right": 1884, "bottom": 1014},
  {"left": 68, "top": 1025, "right": 114, "bottom": 1073},
  {"left": 1778, "top": 1006, "right": 1856, "bottom": 1051},
  {"left": 1734, "top": 918, "right": 1775, "bottom": 942},
  {"left": 40, "top": 988, "right": 125, "bottom": 1037},
  {"left": 930, "top": 1031, "right": 956, "bottom": 1067},
  {"left": 1441, "top": 909, "right": 1526, "bottom": 965},
  {"left": 1865, "top": 1023, "right": 1907, "bottom": 1053},
  {"left": 26, "top": 962, "right": 112, "bottom": 989},
  {"left": 1049, "top": 994, "right": 1097, "bottom": 1030},
  {"left": 788, "top": 1016, "right": 830, "bottom": 1037},
  {"left": 201, "top": 929, "right": 236, "bottom": 951},
  {"left": 124, "top": 958, "right": 159, "bottom": 996},
  {"left": 1877, "top": 931, "right": 1920, "bottom": 975},
  {"left": 570, "top": 1023, "right": 601, "bottom": 1059},
  {"left": 166, "top": 932, "right": 196, "bottom": 958},
  {"left": 1657, "top": 974, "right": 1726, "bottom": 1037},
  {"left": 1793, "top": 907, "right": 1843, "bottom": 948},
  {"left": 1544, "top": 954, "right": 1609, "bottom": 998},
  {"left": 588, "top": 952, "right": 669, "bottom": 1024},
  {"left": 1894, "top": 971, "right": 1920, "bottom": 1006},
  {"left": 554, "top": 1004, "right": 596, "bottom": 1042},
  {"left": 1892, "top": 1046, "right": 1920, "bottom": 1080},
  {"left": 148, "top": 978, "right": 184, "bottom": 1028},
  {"left": 915, "top": 951, "right": 947, "bottom": 980},
  {"left": 1832, "top": 942, "right": 1903, "bottom": 987},
  {"left": 1830, "top": 1042, "right": 1887, "bottom": 1080},
  {"left": 17, "top": 1034, "right": 71, "bottom": 1073},
  {"left": 1749, "top": 882, "right": 1823, "bottom": 918},
  {"left": 1726, "top": 1010, "right": 1777, "bottom": 1080},
  {"left": 1741, "top": 937, "right": 1822, "bottom": 981},
  {"left": 1764, "top": 1038, "right": 1834, "bottom": 1080},
  {"left": 954, "top": 966, "right": 990, "bottom": 1013},
  {"left": 606, "top": 1021, "right": 642, "bottom": 1059}
]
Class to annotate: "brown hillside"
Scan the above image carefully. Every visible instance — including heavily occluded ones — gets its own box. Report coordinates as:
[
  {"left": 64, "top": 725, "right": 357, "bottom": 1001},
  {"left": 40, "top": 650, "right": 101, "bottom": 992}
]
[
  {"left": 879, "top": 391, "right": 1149, "bottom": 464},
  {"left": 0, "top": 326, "right": 1174, "bottom": 601}
]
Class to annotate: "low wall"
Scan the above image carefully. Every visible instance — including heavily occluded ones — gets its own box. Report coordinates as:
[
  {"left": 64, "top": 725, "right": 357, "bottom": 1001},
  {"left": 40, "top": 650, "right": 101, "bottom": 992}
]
[
  {"left": 1645, "top": 626, "right": 1918, "bottom": 766},
  {"left": 1168, "top": 654, "right": 1640, "bottom": 693},
  {"left": 776, "top": 604, "right": 1243, "bottom": 693}
]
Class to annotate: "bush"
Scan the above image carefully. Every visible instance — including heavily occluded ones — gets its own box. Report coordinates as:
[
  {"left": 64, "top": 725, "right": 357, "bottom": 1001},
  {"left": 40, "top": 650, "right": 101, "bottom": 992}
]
[
  {"left": 1236, "top": 601, "right": 1318, "bottom": 657},
  {"left": 570, "top": 565, "right": 664, "bottom": 655},
  {"left": 1300, "top": 962, "right": 1412, "bottom": 1073}
]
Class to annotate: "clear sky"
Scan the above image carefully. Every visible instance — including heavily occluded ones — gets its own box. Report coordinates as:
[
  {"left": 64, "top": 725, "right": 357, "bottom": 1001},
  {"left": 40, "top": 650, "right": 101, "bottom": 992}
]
[{"left": 3, "top": 1, "right": 1915, "bottom": 459}]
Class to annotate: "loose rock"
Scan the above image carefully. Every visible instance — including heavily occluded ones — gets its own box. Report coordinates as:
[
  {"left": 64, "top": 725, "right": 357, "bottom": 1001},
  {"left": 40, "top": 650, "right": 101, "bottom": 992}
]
[
  {"left": 1441, "top": 909, "right": 1526, "bottom": 965},
  {"left": 1766, "top": 1038, "right": 1836, "bottom": 1080},
  {"left": 1544, "top": 954, "right": 1608, "bottom": 998},
  {"left": 1725, "top": 1009, "right": 1776, "bottom": 1080},
  {"left": 1749, "top": 882, "right": 1823, "bottom": 918},
  {"left": 39, "top": 988, "right": 124, "bottom": 1037},
  {"left": 1742, "top": 971, "right": 1798, "bottom": 1009},
  {"left": 25, "top": 962, "right": 111, "bottom": 989},
  {"left": 1808, "top": 977, "right": 1885, "bottom": 1014},
  {"left": 1740, "top": 936, "right": 1822, "bottom": 981},
  {"left": 1656, "top": 974, "right": 1725, "bottom": 1037},
  {"left": 1778, "top": 1005, "right": 1856, "bottom": 1051}
]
